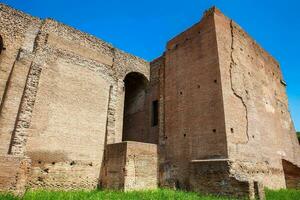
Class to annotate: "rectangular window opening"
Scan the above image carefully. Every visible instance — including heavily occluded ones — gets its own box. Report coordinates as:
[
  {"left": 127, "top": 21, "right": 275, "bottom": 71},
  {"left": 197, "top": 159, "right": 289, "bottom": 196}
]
[{"left": 151, "top": 100, "right": 159, "bottom": 127}]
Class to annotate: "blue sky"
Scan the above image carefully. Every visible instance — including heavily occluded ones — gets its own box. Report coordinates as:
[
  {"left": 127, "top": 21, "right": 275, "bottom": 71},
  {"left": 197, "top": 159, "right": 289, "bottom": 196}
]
[{"left": 2, "top": 0, "right": 299, "bottom": 130}]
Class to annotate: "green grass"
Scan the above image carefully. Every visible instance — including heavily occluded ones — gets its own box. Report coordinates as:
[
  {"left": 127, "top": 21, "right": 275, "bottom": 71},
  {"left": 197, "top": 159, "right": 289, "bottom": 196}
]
[
  {"left": 0, "top": 189, "right": 299, "bottom": 200},
  {"left": 0, "top": 193, "right": 18, "bottom": 200},
  {"left": 0, "top": 189, "right": 232, "bottom": 200},
  {"left": 297, "top": 132, "right": 300, "bottom": 140},
  {"left": 265, "top": 189, "right": 300, "bottom": 200}
]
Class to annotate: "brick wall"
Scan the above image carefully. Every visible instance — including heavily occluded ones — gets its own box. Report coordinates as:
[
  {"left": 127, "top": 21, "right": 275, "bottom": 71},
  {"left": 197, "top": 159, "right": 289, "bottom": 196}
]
[
  {"left": 0, "top": 3, "right": 150, "bottom": 192},
  {"left": 1, "top": 3, "right": 299, "bottom": 196},
  {"left": 0, "top": 4, "right": 41, "bottom": 155},
  {"left": 101, "top": 141, "right": 158, "bottom": 191},
  {"left": 214, "top": 7, "right": 300, "bottom": 189},
  {"left": 0, "top": 155, "right": 31, "bottom": 194},
  {"left": 159, "top": 10, "right": 228, "bottom": 188},
  {"left": 189, "top": 159, "right": 250, "bottom": 198}
]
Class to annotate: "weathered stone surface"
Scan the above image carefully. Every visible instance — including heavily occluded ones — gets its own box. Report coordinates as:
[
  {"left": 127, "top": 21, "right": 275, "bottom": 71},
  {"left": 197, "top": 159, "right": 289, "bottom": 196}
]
[
  {"left": 190, "top": 159, "right": 250, "bottom": 198},
  {"left": 159, "top": 7, "right": 228, "bottom": 190},
  {"left": 0, "top": 155, "right": 31, "bottom": 194},
  {"left": 0, "top": 3, "right": 299, "bottom": 199},
  {"left": 214, "top": 7, "right": 300, "bottom": 190},
  {"left": 0, "top": 3, "right": 149, "bottom": 193},
  {"left": 101, "top": 141, "right": 158, "bottom": 191}
]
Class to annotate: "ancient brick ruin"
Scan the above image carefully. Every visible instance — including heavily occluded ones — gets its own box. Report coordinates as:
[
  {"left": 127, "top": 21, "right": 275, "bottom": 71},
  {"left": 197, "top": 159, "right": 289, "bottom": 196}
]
[{"left": 0, "top": 4, "right": 299, "bottom": 199}]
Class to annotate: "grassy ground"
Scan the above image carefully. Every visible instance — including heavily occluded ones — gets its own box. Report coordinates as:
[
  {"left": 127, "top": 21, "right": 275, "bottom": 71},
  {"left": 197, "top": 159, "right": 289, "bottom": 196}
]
[
  {"left": 0, "top": 189, "right": 299, "bottom": 200},
  {"left": 265, "top": 189, "right": 300, "bottom": 200},
  {"left": 0, "top": 189, "right": 229, "bottom": 200}
]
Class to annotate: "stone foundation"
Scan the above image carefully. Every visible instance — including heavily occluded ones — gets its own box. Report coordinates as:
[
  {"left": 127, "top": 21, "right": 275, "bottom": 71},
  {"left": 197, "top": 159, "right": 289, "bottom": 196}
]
[
  {"left": 0, "top": 155, "right": 31, "bottom": 195},
  {"left": 189, "top": 159, "right": 265, "bottom": 199},
  {"left": 101, "top": 141, "right": 158, "bottom": 191}
]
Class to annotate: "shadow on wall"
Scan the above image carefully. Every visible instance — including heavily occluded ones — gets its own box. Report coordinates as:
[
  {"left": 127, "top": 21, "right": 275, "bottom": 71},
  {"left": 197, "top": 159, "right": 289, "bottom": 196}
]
[
  {"left": 0, "top": 35, "right": 4, "bottom": 54},
  {"left": 282, "top": 159, "right": 300, "bottom": 189},
  {"left": 122, "top": 72, "right": 149, "bottom": 143}
]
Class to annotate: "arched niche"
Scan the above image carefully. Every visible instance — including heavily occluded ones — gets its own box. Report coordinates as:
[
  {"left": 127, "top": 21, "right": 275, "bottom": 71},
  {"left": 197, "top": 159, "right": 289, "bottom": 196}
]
[{"left": 122, "top": 72, "right": 149, "bottom": 142}]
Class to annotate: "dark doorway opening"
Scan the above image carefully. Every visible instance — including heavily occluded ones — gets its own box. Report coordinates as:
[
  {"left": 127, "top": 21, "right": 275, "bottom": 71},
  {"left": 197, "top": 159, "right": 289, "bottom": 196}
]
[
  {"left": 0, "top": 35, "right": 4, "bottom": 54},
  {"left": 122, "top": 72, "right": 148, "bottom": 142},
  {"left": 282, "top": 159, "right": 300, "bottom": 189}
]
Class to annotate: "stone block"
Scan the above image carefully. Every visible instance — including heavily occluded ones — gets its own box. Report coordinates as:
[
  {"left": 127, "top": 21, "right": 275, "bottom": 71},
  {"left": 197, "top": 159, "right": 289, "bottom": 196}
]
[{"left": 101, "top": 141, "right": 158, "bottom": 191}]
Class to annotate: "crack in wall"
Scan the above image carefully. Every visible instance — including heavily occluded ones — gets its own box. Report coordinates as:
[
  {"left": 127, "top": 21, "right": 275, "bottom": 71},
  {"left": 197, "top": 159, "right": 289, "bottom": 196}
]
[{"left": 229, "top": 20, "right": 249, "bottom": 143}]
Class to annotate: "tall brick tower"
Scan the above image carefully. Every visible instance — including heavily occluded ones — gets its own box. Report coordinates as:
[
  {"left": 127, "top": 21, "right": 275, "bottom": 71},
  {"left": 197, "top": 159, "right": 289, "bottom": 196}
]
[{"left": 154, "top": 7, "right": 300, "bottom": 198}]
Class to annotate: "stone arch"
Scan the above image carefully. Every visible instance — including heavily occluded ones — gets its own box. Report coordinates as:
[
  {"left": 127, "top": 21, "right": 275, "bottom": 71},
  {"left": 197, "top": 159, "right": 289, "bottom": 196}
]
[{"left": 122, "top": 72, "right": 149, "bottom": 142}]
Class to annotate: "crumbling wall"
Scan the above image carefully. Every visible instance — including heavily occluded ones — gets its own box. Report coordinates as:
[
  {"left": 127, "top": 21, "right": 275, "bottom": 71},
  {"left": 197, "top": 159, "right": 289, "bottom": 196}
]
[
  {"left": 1, "top": 2, "right": 299, "bottom": 196},
  {"left": 0, "top": 3, "right": 150, "bottom": 191},
  {"left": 190, "top": 159, "right": 266, "bottom": 199},
  {"left": 0, "top": 4, "right": 41, "bottom": 155},
  {"left": 214, "top": 8, "right": 300, "bottom": 189}
]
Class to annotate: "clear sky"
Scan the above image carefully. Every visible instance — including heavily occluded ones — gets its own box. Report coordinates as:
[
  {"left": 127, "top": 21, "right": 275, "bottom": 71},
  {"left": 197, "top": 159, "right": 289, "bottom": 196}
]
[{"left": 2, "top": 0, "right": 299, "bottom": 130}]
